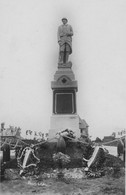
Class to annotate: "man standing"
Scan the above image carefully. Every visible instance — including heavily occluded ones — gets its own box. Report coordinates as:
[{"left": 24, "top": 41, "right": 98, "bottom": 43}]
[{"left": 58, "top": 18, "right": 73, "bottom": 64}]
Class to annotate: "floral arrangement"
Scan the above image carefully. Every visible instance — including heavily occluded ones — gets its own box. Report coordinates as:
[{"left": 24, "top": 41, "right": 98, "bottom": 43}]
[
  {"left": 60, "top": 129, "right": 75, "bottom": 139},
  {"left": 53, "top": 152, "right": 70, "bottom": 165}
]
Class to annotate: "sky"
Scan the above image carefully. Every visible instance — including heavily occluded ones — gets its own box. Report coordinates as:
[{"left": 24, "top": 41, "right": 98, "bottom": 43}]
[{"left": 0, "top": 0, "right": 126, "bottom": 139}]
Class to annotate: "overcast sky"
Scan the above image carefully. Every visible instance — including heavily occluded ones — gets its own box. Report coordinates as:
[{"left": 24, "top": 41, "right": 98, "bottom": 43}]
[{"left": 0, "top": 0, "right": 126, "bottom": 139}]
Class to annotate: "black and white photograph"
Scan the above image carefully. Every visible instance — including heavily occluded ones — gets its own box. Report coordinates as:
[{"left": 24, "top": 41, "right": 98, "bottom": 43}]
[{"left": 0, "top": 0, "right": 125, "bottom": 194}]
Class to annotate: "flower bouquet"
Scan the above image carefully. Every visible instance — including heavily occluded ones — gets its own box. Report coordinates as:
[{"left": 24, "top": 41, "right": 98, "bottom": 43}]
[{"left": 53, "top": 152, "right": 70, "bottom": 178}]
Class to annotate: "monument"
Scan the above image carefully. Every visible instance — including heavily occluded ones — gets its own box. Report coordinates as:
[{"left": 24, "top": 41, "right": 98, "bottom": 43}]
[{"left": 49, "top": 18, "right": 88, "bottom": 139}]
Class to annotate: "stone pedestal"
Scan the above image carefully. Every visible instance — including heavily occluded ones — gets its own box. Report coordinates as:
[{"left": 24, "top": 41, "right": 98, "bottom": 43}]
[
  {"left": 49, "top": 114, "right": 80, "bottom": 138},
  {"left": 49, "top": 62, "right": 81, "bottom": 139}
]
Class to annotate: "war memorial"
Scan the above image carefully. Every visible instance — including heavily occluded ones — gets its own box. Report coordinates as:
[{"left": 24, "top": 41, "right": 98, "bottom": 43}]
[{"left": 49, "top": 17, "right": 88, "bottom": 139}]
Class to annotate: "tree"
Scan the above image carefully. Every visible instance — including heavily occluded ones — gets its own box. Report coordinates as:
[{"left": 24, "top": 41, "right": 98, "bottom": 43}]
[{"left": 112, "top": 132, "right": 116, "bottom": 138}]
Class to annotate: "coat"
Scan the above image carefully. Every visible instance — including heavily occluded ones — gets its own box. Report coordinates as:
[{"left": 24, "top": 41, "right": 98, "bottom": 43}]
[{"left": 57, "top": 24, "right": 73, "bottom": 54}]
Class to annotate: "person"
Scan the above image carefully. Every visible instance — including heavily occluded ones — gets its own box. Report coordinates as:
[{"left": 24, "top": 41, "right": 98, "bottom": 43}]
[
  {"left": 117, "top": 138, "right": 125, "bottom": 161},
  {"left": 57, "top": 18, "right": 73, "bottom": 64}
]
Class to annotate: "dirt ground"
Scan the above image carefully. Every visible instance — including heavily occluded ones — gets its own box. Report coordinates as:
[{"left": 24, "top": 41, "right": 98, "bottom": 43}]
[{"left": 0, "top": 170, "right": 125, "bottom": 195}]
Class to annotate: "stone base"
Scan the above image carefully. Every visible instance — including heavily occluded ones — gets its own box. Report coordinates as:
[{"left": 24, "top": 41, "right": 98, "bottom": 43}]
[
  {"left": 58, "top": 61, "right": 72, "bottom": 69},
  {"left": 49, "top": 114, "right": 80, "bottom": 139}
]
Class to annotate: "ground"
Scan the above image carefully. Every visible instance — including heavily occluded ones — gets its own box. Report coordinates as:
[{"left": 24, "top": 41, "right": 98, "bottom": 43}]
[{"left": 0, "top": 168, "right": 125, "bottom": 195}]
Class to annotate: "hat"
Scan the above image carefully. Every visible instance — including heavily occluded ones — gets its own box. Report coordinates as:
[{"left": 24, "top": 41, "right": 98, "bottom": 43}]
[{"left": 62, "top": 18, "right": 68, "bottom": 22}]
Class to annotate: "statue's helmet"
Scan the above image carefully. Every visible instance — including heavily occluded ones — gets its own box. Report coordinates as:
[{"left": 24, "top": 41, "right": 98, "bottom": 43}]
[{"left": 62, "top": 18, "right": 68, "bottom": 22}]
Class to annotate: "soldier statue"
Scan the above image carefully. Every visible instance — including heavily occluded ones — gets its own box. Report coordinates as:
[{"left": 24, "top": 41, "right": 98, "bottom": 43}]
[{"left": 57, "top": 18, "right": 73, "bottom": 64}]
